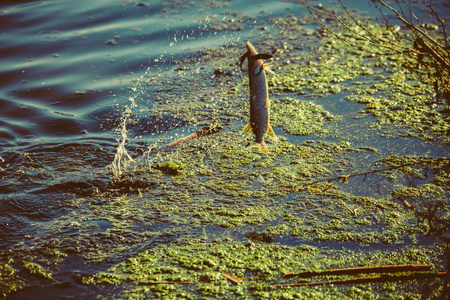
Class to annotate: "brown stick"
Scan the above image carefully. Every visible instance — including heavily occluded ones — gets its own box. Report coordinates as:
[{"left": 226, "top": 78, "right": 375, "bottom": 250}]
[
  {"left": 284, "top": 264, "right": 433, "bottom": 278},
  {"left": 272, "top": 272, "right": 446, "bottom": 288},
  {"left": 139, "top": 281, "right": 209, "bottom": 285},
  {"left": 222, "top": 272, "right": 244, "bottom": 285},
  {"left": 165, "top": 122, "right": 222, "bottom": 148}
]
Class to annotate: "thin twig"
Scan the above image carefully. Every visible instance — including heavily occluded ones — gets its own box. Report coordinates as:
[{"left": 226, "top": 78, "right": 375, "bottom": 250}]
[
  {"left": 428, "top": 5, "right": 448, "bottom": 48},
  {"left": 223, "top": 272, "right": 244, "bottom": 285},
  {"left": 379, "top": 0, "right": 448, "bottom": 56},
  {"left": 337, "top": 0, "right": 414, "bottom": 53},
  {"left": 284, "top": 264, "right": 433, "bottom": 278},
  {"left": 139, "top": 281, "right": 209, "bottom": 285},
  {"left": 298, "top": 0, "right": 450, "bottom": 96},
  {"left": 298, "top": 0, "right": 417, "bottom": 55},
  {"left": 271, "top": 272, "right": 446, "bottom": 288},
  {"left": 300, "top": 157, "right": 450, "bottom": 187}
]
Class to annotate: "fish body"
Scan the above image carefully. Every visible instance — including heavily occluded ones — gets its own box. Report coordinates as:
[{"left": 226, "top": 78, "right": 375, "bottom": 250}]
[{"left": 240, "top": 41, "right": 276, "bottom": 152}]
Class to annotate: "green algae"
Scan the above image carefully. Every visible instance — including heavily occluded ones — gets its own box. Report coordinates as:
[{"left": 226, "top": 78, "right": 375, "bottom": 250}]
[
  {"left": 272, "top": 97, "right": 337, "bottom": 135},
  {"left": 83, "top": 241, "right": 444, "bottom": 299},
  {"left": 268, "top": 16, "right": 449, "bottom": 143},
  {"left": 154, "top": 161, "right": 185, "bottom": 175},
  {"left": 0, "top": 260, "right": 25, "bottom": 297},
  {"left": 392, "top": 183, "right": 449, "bottom": 235},
  {"left": 72, "top": 136, "right": 447, "bottom": 298},
  {"left": 23, "top": 262, "right": 53, "bottom": 280}
]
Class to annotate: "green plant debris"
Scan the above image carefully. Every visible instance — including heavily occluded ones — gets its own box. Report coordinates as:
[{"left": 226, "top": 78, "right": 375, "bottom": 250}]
[
  {"left": 23, "top": 262, "right": 53, "bottom": 280},
  {"left": 82, "top": 241, "right": 444, "bottom": 299},
  {"left": 153, "top": 161, "right": 185, "bottom": 175},
  {"left": 0, "top": 260, "right": 26, "bottom": 297},
  {"left": 272, "top": 97, "right": 337, "bottom": 135}
]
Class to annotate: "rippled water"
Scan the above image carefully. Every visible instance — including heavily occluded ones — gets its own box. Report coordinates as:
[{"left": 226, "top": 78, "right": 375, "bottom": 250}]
[{"left": 1, "top": 0, "right": 449, "bottom": 298}]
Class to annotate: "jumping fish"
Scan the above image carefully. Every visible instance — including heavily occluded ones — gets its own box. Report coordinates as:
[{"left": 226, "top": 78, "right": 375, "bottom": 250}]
[{"left": 240, "top": 41, "right": 276, "bottom": 153}]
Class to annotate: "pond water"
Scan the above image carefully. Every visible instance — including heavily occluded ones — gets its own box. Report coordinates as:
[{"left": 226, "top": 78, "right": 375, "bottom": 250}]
[{"left": 1, "top": 0, "right": 449, "bottom": 298}]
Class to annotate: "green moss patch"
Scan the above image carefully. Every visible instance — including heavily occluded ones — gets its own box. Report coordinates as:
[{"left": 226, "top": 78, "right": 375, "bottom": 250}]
[
  {"left": 272, "top": 97, "right": 337, "bottom": 135},
  {"left": 0, "top": 261, "right": 26, "bottom": 297},
  {"left": 83, "top": 241, "right": 444, "bottom": 299}
]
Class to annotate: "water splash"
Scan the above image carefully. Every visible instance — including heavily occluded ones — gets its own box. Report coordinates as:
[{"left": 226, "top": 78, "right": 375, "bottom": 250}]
[
  {"left": 111, "top": 65, "right": 155, "bottom": 178},
  {"left": 111, "top": 96, "right": 137, "bottom": 178}
]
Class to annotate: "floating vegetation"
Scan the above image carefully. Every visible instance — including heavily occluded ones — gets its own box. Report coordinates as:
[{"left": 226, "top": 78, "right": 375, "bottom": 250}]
[
  {"left": 153, "top": 161, "right": 185, "bottom": 175},
  {"left": 272, "top": 97, "right": 337, "bottom": 135},
  {"left": 0, "top": 261, "right": 25, "bottom": 297},
  {"left": 268, "top": 9, "right": 449, "bottom": 143},
  {"left": 82, "top": 241, "right": 445, "bottom": 299},
  {"left": 393, "top": 183, "right": 450, "bottom": 236},
  {"left": 23, "top": 262, "right": 53, "bottom": 280}
]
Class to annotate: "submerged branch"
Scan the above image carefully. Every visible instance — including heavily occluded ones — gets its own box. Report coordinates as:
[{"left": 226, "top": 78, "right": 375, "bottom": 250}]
[
  {"left": 135, "top": 265, "right": 444, "bottom": 288},
  {"left": 298, "top": 0, "right": 396, "bottom": 56},
  {"left": 284, "top": 264, "right": 433, "bottom": 278},
  {"left": 272, "top": 271, "right": 447, "bottom": 288},
  {"left": 301, "top": 157, "right": 450, "bottom": 187}
]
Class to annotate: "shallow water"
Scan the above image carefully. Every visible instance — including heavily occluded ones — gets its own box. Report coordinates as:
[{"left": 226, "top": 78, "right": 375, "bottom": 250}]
[{"left": 1, "top": 0, "right": 449, "bottom": 298}]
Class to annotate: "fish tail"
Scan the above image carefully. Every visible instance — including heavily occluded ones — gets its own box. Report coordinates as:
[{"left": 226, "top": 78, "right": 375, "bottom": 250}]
[
  {"left": 242, "top": 122, "right": 253, "bottom": 134},
  {"left": 264, "top": 64, "right": 276, "bottom": 75},
  {"left": 239, "top": 51, "right": 249, "bottom": 71},
  {"left": 266, "top": 123, "right": 277, "bottom": 140},
  {"left": 249, "top": 143, "right": 269, "bottom": 154}
]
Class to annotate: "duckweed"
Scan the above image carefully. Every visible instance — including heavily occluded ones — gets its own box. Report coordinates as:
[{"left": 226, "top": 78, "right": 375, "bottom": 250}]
[
  {"left": 23, "top": 262, "right": 53, "bottom": 280},
  {"left": 82, "top": 241, "right": 443, "bottom": 299},
  {"left": 154, "top": 161, "right": 185, "bottom": 175},
  {"left": 0, "top": 261, "right": 25, "bottom": 297},
  {"left": 272, "top": 97, "right": 337, "bottom": 135}
]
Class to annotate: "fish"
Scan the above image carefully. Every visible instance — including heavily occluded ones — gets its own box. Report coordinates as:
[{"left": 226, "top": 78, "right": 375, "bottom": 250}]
[{"left": 240, "top": 41, "right": 276, "bottom": 153}]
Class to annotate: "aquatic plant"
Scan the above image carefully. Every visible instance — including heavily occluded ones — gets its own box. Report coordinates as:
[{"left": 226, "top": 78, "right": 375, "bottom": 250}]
[{"left": 0, "top": 260, "right": 25, "bottom": 297}]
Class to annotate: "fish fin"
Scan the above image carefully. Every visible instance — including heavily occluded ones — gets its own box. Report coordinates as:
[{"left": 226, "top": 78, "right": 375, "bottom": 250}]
[
  {"left": 264, "top": 64, "right": 276, "bottom": 75},
  {"left": 248, "top": 54, "right": 273, "bottom": 61},
  {"left": 264, "top": 97, "right": 270, "bottom": 108},
  {"left": 242, "top": 122, "right": 253, "bottom": 134},
  {"left": 239, "top": 52, "right": 249, "bottom": 71},
  {"left": 250, "top": 54, "right": 273, "bottom": 76},
  {"left": 266, "top": 123, "right": 277, "bottom": 140},
  {"left": 249, "top": 143, "right": 269, "bottom": 154}
]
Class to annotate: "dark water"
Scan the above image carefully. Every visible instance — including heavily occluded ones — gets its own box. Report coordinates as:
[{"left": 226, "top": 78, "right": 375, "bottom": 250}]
[{"left": 1, "top": 0, "right": 449, "bottom": 298}]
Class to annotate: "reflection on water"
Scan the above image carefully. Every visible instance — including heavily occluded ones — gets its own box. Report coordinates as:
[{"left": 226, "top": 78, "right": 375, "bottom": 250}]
[{"left": 1, "top": 0, "right": 449, "bottom": 298}]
